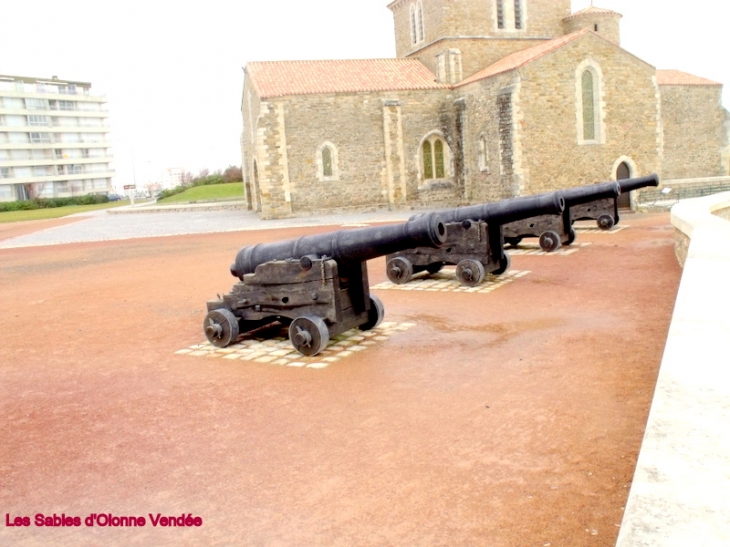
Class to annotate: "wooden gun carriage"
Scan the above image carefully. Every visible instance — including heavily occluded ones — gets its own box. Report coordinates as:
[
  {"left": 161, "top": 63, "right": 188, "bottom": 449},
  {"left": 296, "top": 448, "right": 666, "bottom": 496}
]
[
  {"left": 204, "top": 213, "right": 447, "bottom": 356},
  {"left": 571, "top": 174, "right": 659, "bottom": 230},
  {"left": 385, "top": 192, "right": 564, "bottom": 287},
  {"left": 502, "top": 182, "right": 620, "bottom": 252}
]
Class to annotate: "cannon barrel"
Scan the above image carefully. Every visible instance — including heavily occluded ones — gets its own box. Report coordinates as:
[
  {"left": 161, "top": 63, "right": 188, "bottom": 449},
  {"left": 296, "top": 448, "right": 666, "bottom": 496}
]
[
  {"left": 561, "top": 181, "right": 620, "bottom": 206},
  {"left": 617, "top": 173, "right": 659, "bottom": 193},
  {"left": 440, "top": 191, "right": 565, "bottom": 225},
  {"left": 231, "top": 212, "right": 447, "bottom": 277}
]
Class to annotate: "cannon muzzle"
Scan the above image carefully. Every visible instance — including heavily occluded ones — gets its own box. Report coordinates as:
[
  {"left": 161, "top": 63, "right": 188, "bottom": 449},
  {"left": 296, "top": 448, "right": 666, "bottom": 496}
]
[
  {"left": 231, "top": 212, "right": 447, "bottom": 277},
  {"left": 561, "top": 181, "right": 620, "bottom": 206},
  {"left": 441, "top": 191, "right": 565, "bottom": 225},
  {"left": 617, "top": 174, "right": 659, "bottom": 193}
]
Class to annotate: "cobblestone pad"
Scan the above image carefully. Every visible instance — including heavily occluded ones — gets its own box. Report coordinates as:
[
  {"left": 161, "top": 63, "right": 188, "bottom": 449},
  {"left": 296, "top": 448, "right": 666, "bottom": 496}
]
[
  {"left": 372, "top": 269, "right": 530, "bottom": 293},
  {"left": 176, "top": 321, "right": 415, "bottom": 369},
  {"left": 506, "top": 241, "right": 591, "bottom": 256},
  {"left": 574, "top": 224, "right": 630, "bottom": 234}
]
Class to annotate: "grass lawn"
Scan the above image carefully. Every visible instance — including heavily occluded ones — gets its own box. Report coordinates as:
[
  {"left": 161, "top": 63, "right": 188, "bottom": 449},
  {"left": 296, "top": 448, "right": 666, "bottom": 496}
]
[
  {"left": 0, "top": 201, "right": 130, "bottom": 223},
  {"left": 156, "top": 182, "right": 244, "bottom": 204}
]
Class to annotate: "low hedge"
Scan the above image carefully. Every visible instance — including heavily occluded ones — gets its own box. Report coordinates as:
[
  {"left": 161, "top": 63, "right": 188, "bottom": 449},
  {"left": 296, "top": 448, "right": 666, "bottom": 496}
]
[{"left": 0, "top": 194, "right": 109, "bottom": 212}]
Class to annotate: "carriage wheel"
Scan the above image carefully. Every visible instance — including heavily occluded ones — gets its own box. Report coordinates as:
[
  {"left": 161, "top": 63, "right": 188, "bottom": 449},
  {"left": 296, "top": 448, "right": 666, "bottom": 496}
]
[
  {"left": 455, "top": 259, "right": 485, "bottom": 287},
  {"left": 386, "top": 256, "right": 414, "bottom": 284},
  {"left": 359, "top": 295, "right": 385, "bottom": 331},
  {"left": 597, "top": 214, "right": 615, "bottom": 230},
  {"left": 492, "top": 253, "right": 511, "bottom": 275},
  {"left": 204, "top": 308, "right": 240, "bottom": 348},
  {"left": 289, "top": 315, "right": 330, "bottom": 356},
  {"left": 539, "top": 230, "right": 561, "bottom": 252}
]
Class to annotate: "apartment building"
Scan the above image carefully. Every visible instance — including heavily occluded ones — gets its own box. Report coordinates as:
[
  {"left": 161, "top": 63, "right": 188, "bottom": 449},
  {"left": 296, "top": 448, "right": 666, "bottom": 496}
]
[{"left": 0, "top": 74, "right": 114, "bottom": 202}]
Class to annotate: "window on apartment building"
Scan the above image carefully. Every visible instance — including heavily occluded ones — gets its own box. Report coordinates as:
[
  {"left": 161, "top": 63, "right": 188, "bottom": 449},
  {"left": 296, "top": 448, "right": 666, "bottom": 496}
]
[
  {"left": 410, "top": 1, "right": 424, "bottom": 44},
  {"left": 28, "top": 115, "right": 50, "bottom": 126},
  {"left": 0, "top": 167, "right": 11, "bottom": 179},
  {"left": 421, "top": 133, "right": 450, "bottom": 180},
  {"left": 59, "top": 101, "right": 74, "bottom": 111},
  {"left": 317, "top": 142, "right": 339, "bottom": 181},
  {"left": 25, "top": 98, "right": 48, "bottom": 110},
  {"left": 29, "top": 132, "right": 51, "bottom": 143}
]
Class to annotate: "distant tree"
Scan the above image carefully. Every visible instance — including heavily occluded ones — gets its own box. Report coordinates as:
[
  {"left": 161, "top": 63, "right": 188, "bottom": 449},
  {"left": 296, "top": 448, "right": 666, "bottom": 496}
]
[
  {"left": 22, "top": 182, "right": 46, "bottom": 200},
  {"left": 180, "top": 171, "right": 194, "bottom": 186},
  {"left": 197, "top": 168, "right": 210, "bottom": 179},
  {"left": 223, "top": 165, "right": 243, "bottom": 183}
]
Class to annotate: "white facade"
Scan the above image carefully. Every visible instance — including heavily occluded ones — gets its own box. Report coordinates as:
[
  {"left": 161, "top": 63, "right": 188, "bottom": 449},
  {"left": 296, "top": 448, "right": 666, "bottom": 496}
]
[{"left": 0, "top": 74, "right": 115, "bottom": 202}]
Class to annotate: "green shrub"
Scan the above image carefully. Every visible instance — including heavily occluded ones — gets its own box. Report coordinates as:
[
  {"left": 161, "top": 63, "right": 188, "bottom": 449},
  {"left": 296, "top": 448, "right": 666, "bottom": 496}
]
[{"left": 0, "top": 194, "right": 110, "bottom": 213}]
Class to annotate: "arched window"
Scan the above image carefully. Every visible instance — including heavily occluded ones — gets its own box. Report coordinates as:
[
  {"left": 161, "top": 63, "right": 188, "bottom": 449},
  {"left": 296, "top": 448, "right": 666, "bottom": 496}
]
[
  {"left": 322, "top": 147, "right": 333, "bottom": 177},
  {"left": 317, "top": 142, "right": 339, "bottom": 181},
  {"left": 421, "top": 133, "right": 450, "bottom": 180},
  {"left": 576, "top": 61, "right": 603, "bottom": 144},
  {"left": 478, "top": 134, "right": 489, "bottom": 172},
  {"left": 410, "top": 5, "right": 417, "bottom": 44},
  {"left": 581, "top": 70, "right": 596, "bottom": 140},
  {"left": 410, "top": 1, "right": 424, "bottom": 44}
]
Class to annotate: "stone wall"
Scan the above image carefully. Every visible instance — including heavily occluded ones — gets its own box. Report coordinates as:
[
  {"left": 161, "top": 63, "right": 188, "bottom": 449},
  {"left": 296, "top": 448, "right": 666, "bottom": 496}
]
[
  {"left": 456, "top": 31, "right": 660, "bottom": 200},
  {"left": 249, "top": 88, "right": 464, "bottom": 218},
  {"left": 659, "top": 84, "right": 726, "bottom": 179}
]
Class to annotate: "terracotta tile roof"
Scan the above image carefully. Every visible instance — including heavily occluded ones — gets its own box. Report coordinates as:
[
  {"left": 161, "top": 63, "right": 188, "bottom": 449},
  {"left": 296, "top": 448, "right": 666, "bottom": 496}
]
[
  {"left": 245, "top": 59, "right": 447, "bottom": 99},
  {"left": 563, "top": 6, "right": 622, "bottom": 20},
  {"left": 456, "top": 28, "right": 591, "bottom": 87},
  {"left": 656, "top": 69, "right": 721, "bottom": 86}
]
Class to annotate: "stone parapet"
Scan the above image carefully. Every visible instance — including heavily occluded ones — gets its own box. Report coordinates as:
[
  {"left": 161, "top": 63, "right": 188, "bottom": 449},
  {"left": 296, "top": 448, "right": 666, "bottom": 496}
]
[{"left": 616, "top": 192, "right": 730, "bottom": 546}]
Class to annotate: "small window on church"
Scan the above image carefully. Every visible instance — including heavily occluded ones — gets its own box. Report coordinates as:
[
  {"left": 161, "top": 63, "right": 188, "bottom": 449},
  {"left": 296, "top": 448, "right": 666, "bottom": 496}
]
[
  {"left": 514, "top": 0, "right": 523, "bottom": 29},
  {"left": 478, "top": 134, "right": 489, "bottom": 172},
  {"left": 322, "top": 147, "right": 333, "bottom": 178},
  {"left": 496, "top": 0, "right": 505, "bottom": 29},
  {"left": 581, "top": 70, "right": 596, "bottom": 141},
  {"left": 410, "top": 5, "right": 417, "bottom": 44},
  {"left": 422, "top": 141, "right": 433, "bottom": 179},
  {"left": 317, "top": 142, "right": 339, "bottom": 181},
  {"left": 410, "top": 2, "right": 424, "bottom": 44},
  {"left": 421, "top": 134, "right": 450, "bottom": 180}
]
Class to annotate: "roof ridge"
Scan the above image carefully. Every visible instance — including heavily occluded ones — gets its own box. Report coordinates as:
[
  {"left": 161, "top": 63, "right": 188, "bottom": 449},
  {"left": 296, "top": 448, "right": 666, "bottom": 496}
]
[{"left": 456, "top": 28, "right": 590, "bottom": 87}]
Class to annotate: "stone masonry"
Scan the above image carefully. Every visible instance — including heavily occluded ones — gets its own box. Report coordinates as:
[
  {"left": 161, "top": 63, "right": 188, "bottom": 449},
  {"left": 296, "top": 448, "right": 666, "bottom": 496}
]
[{"left": 241, "top": 0, "right": 728, "bottom": 219}]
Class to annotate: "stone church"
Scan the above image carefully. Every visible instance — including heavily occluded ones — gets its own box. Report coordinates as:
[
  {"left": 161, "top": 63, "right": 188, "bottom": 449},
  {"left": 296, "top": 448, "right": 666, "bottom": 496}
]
[{"left": 241, "top": 0, "right": 729, "bottom": 219}]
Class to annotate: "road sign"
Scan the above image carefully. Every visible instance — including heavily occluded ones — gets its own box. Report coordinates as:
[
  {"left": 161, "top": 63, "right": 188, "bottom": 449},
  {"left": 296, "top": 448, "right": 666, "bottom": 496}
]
[{"left": 123, "top": 185, "right": 136, "bottom": 190}]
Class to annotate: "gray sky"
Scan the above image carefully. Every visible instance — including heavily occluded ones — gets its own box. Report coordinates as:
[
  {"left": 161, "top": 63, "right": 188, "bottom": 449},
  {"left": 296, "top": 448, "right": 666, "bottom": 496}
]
[{"left": 2, "top": 0, "right": 728, "bottom": 189}]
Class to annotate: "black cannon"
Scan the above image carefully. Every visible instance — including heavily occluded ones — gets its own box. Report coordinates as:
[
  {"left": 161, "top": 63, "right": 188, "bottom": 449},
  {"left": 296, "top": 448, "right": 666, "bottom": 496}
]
[
  {"left": 502, "top": 181, "right": 620, "bottom": 252},
  {"left": 204, "top": 213, "right": 447, "bottom": 355},
  {"left": 570, "top": 174, "right": 659, "bottom": 230},
  {"left": 385, "top": 192, "right": 565, "bottom": 286}
]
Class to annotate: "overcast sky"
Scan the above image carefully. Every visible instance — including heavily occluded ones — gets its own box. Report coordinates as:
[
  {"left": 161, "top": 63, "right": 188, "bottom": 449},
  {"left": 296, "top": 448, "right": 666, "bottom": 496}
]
[{"left": 2, "top": 0, "right": 728, "bottom": 189}]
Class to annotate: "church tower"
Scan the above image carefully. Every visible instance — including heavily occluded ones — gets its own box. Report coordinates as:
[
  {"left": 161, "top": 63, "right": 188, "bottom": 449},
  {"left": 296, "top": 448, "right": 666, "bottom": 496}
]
[
  {"left": 388, "top": 0, "right": 572, "bottom": 83},
  {"left": 563, "top": 5, "right": 622, "bottom": 45}
]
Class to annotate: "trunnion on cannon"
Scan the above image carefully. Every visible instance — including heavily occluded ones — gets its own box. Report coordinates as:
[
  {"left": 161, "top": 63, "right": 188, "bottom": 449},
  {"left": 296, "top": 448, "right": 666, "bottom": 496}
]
[
  {"left": 386, "top": 192, "right": 565, "bottom": 286},
  {"left": 204, "top": 213, "right": 447, "bottom": 356}
]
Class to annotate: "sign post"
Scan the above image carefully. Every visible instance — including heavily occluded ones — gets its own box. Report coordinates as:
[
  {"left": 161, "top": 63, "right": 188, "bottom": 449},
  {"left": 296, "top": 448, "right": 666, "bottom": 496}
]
[{"left": 124, "top": 184, "right": 136, "bottom": 206}]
